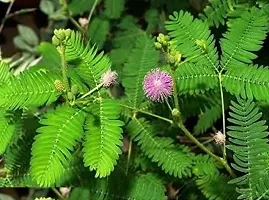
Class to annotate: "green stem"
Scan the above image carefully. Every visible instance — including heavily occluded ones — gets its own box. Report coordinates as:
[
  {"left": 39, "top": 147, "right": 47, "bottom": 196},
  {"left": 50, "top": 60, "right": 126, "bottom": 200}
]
[
  {"left": 218, "top": 73, "right": 227, "bottom": 161},
  {"left": 69, "top": 16, "right": 83, "bottom": 32},
  {"left": 125, "top": 139, "right": 132, "bottom": 175},
  {"left": 59, "top": 45, "right": 69, "bottom": 92},
  {"left": 59, "top": 0, "right": 83, "bottom": 32},
  {"left": 170, "top": 67, "right": 180, "bottom": 112},
  {"left": 0, "top": 0, "right": 15, "bottom": 35},
  {"left": 121, "top": 104, "right": 173, "bottom": 124},
  {"left": 177, "top": 54, "right": 200, "bottom": 67},
  {"left": 122, "top": 102, "right": 235, "bottom": 177},
  {"left": 78, "top": 83, "right": 103, "bottom": 100},
  {"left": 52, "top": 188, "right": 66, "bottom": 200},
  {"left": 165, "top": 98, "right": 173, "bottom": 112},
  {"left": 178, "top": 123, "right": 235, "bottom": 177},
  {"left": 86, "top": 0, "right": 99, "bottom": 30}
]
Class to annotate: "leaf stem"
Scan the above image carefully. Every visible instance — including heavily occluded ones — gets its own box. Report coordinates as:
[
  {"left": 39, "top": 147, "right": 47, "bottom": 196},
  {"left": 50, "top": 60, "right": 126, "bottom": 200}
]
[
  {"left": 120, "top": 104, "right": 173, "bottom": 124},
  {"left": 125, "top": 139, "right": 132, "bottom": 175},
  {"left": 86, "top": 0, "right": 99, "bottom": 30},
  {"left": 218, "top": 72, "right": 227, "bottom": 161},
  {"left": 0, "top": 0, "right": 15, "bottom": 35},
  {"left": 78, "top": 83, "right": 103, "bottom": 100}
]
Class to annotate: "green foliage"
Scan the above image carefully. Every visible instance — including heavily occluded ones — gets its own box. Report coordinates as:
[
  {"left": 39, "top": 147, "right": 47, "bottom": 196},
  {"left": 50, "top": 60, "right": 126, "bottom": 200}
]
[
  {"left": 223, "top": 65, "right": 269, "bottom": 102},
  {"left": 193, "top": 155, "right": 238, "bottom": 200},
  {"left": 122, "top": 35, "right": 158, "bottom": 109},
  {"left": 227, "top": 96, "right": 269, "bottom": 199},
  {"left": 1, "top": 0, "right": 269, "bottom": 199},
  {"left": 165, "top": 10, "right": 219, "bottom": 70},
  {"left": 0, "top": 111, "right": 15, "bottom": 155},
  {"left": 30, "top": 105, "right": 86, "bottom": 186},
  {"left": 220, "top": 7, "right": 268, "bottom": 70},
  {"left": 0, "top": 60, "right": 11, "bottom": 85},
  {"left": 127, "top": 118, "right": 193, "bottom": 178},
  {"left": 83, "top": 99, "right": 124, "bottom": 178},
  {"left": 88, "top": 17, "right": 110, "bottom": 50},
  {"left": 65, "top": 31, "right": 111, "bottom": 88},
  {"left": 0, "top": 69, "right": 61, "bottom": 110},
  {"left": 193, "top": 101, "right": 222, "bottom": 135},
  {"left": 68, "top": 0, "right": 96, "bottom": 15},
  {"left": 199, "top": 0, "right": 235, "bottom": 27},
  {"left": 104, "top": 0, "right": 125, "bottom": 19},
  {"left": 175, "top": 63, "right": 218, "bottom": 95}
]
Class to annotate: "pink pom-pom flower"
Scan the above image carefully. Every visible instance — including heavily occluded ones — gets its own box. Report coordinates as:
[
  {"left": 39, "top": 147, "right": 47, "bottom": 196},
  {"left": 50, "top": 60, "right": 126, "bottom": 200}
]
[
  {"left": 100, "top": 68, "right": 118, "bottom": 88},
  {"left": 143, "top": 68, "right": 173, "bottom": 102}
]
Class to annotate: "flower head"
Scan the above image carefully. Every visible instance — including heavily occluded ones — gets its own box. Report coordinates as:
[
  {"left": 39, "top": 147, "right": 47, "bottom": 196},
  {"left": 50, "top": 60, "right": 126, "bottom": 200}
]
[
  {"left": 100, "top": 68, "right": 118, "bottom": 88},
  {"left": 79, "top": 18, "right": 89, "bottom": 27},
  {"left": 143, "top": 68, "right": 173, "bottom": 102},
  {"left": 213, "top": 131, "right": 226, "bottom": 145}
]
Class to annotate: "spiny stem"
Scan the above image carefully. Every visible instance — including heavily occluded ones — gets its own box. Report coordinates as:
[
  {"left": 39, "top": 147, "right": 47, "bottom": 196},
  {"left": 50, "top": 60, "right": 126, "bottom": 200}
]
[
  {"left": 59, "top": 45, "right": 69, "bottom": 92},
  {"left": 52, "top": 188, "right": 66, "bottom": 200},
  {"left": 178, "top": 123, "right": 235, "bottom": 177},
  {"left": 121, "top": 104, "right": 173, "bottom": 124},
  {"left": 79, "top": 83, "right": 103, "bottom": 100},
  {"left": 218, "top": 73, "right": 227, "bottom": 161}
]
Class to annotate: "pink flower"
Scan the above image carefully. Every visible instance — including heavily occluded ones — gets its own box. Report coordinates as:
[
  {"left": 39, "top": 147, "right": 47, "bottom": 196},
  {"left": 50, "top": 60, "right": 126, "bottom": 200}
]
[
  {"left": 100, "top": 69, "right": 118, "bottom": 88},
  {"left": 213, "top": 131, "right": 226, "bottom": 145},
  {"left": 143, "top": 68, "right": 173, "bottom": 102}
]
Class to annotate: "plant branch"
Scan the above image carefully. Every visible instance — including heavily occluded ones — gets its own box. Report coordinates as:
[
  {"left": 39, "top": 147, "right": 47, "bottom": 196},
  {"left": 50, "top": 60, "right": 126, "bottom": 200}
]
[
  {"left": 177, "top": 123, "right": 235, "bottom": 177},
  {"left": 5, "top": 8, "right": 36, "bottom": 21},
  {"left": 52, "top": 188, "right": 66, "bottom": 200},
  {"left": 121, "top": 104, "right": 173, "bottom": 124},
  {"left": 0, "top": 0, "right": 15, "bottom": 35},
  {"left": 125, "top": 139, "right": 132, "bottom": 175},
  {"left": 59, "top": 0, "right": 83, "bottom": 32},
  {"left": 78, "top": 83, "right": 103, "bottom": 100},
  {"left": 85, "top": 0, "right": 99, "bottom": 30},
  {"left": 122, "top": 103, "right": 235, "bottom": 177},
  {"left": 218, "top": 73, "right": 227, "bottom": 160}
]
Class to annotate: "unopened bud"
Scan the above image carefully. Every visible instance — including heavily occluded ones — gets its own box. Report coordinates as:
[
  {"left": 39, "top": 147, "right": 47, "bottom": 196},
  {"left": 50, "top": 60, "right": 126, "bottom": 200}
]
[
  {"left": 67, "top": 92, "right": 74, "bottom": 100},
  {"left": 154, "top": 42, "right": 162, "bottom": 50},
  {"left": 195, "top": 39, "right": 208, "bottom": 53},
  {"left": 54, "top": 29, "right": 65, "bottom": 41},
  {"left": 64, "top": 29, "right": 72, "bottom": 38},
  {"left": 54, "top": 80, "right": 65, "bottom": 92},
  {"left": 52, "top": 36, "right": 60, "bottom": 46},
  {"left": 71, "top": 85, "right": 79, "bottom": 95},
  {"left": 172, "top": 109, "right": 180, "bottom": 117}
]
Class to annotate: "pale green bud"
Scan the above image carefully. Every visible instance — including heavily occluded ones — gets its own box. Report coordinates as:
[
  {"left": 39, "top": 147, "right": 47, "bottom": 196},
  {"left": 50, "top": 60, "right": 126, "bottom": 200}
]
[
  {"left": 154, "top": 42, "right": 162, "bottom": 50},
  {"left": 52, "top": 36, "right": 60, "bottom": 46}
]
